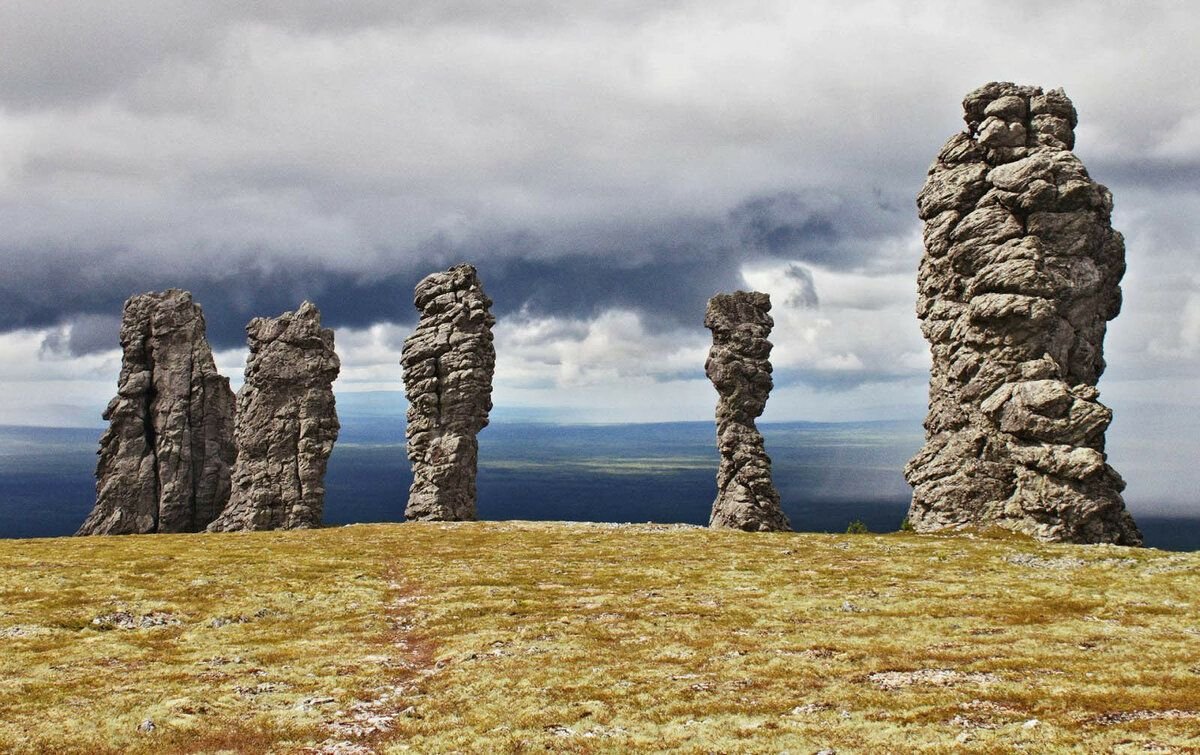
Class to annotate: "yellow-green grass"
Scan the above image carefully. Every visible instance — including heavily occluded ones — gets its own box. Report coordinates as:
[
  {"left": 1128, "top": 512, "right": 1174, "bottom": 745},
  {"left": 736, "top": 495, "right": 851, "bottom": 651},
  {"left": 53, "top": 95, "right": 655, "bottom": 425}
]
[{"left": 1, "top": 522, "right": 1198, "bottom": 753}]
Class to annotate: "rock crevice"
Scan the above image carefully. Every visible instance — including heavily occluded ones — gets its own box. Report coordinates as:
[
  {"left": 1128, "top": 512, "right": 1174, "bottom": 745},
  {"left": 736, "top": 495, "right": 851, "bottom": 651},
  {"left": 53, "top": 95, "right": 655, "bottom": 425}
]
[
  {"left": 905, "top": 82, "right": 1141, "bottom": 545},
  {"left": 705, "top": 291, "right": 791, "bottom": 532},
  {"left": 401, "top": 264, "right": 496, "bottom": 521},
  {"left": 79, "top": 289, "right": 235, "bottom": 535},
  {"left": 208, "top": 301, "right": 340, "bottom": 532}
]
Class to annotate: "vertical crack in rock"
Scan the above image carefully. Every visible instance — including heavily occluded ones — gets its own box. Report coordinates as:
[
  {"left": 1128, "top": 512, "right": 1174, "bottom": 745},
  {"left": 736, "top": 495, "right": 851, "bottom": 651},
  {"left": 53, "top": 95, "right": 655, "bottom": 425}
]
[
  {"left": 78, "top": 290, "right": 235, "bottom": 535},
  {"left": 208, "top": 301, "right": 340, "bottom": 532},
  {"left": 401, "top": 264, "right": 496, "bottom": 521},
  {"left": 904, "top": 82, "right": 1142, "bottom": 545},
  {"left": 705, "top": 291, "right": 791, "bottom": 532}
]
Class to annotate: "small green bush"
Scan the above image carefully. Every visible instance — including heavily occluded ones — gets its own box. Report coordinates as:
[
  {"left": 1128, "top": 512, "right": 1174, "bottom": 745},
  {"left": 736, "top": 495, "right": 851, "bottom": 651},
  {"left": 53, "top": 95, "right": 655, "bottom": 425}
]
[
  {"left": 899, "top": 517, "right": 914, "bottom": 532},
  {"left": 845, "top": 520, "right": 870, "bottom": 534}
]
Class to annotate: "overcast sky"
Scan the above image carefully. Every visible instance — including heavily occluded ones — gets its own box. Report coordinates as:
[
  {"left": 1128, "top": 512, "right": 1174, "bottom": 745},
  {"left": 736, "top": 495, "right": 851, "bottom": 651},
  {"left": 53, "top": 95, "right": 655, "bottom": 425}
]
[{"left": 1, "top": 2, "right": 1197, "bottom": 510}]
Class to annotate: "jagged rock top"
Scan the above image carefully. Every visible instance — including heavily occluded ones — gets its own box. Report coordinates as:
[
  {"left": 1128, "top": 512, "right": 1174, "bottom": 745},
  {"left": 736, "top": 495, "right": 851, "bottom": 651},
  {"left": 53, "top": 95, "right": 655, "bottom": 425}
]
[
  {"left": 402, "top": 264, "right": 496, "bottom": 522},
  {"left": 78, "top": 289, "right": 235, "bottom": 535},
  {"left": 905, "top": 82, "right": 1140, "bottom": 545},
  {"left": 705, "top": 291, "right": 775, "bottom": 422},
  {"left": 242, "top": 301, "right": 340, "bottom": 387}
]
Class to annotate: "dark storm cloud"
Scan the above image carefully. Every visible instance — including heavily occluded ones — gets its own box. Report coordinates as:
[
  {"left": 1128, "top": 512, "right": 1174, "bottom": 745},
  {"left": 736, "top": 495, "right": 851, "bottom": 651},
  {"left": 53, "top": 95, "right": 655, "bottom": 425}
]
[
  {"left": 730, "top": 193, "right": 840, "bottom": 256},
  {"left": 782, "top": 265, "right": 819, "bottom": 309},
  {"left": 1091, "top": 158, "right": 1200, "bottom": 191},
  {"left": 0, "top": 186, "right": 914, "bottom": 353},
  {"left": 1, "top": 0, "right": 1198, "bottom": 388},
  {"left": 39, "top": 314, "right": 121, "bottom": 358}
]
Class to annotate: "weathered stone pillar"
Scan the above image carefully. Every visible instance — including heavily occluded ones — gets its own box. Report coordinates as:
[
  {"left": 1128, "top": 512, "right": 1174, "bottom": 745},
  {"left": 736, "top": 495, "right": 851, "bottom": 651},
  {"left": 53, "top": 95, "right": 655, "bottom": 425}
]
[
  {"left": 401, "top": 264, "right": 496, "bottom": 521},
  {"left": 705, "top": 291, "right": 791, "bottom": 532},
  {"left": 79, "top": 289, "right": 235, "bottom": 535},
  {"left": 904, "top": 82, "right": 1141, "bottom": 545},
  {"left": 208, "top": 301, "right": 340, "bottom": 532}
]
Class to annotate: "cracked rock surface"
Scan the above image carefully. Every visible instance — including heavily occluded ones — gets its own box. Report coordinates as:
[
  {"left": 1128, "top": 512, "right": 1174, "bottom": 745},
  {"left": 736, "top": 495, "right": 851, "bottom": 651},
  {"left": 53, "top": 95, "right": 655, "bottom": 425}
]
[
  {"left": 208, "top": 302, "right": 340, "bottom": 532},
  {"left": 905, "top": 82, "right": 1141, "bottom": 545},
  {"left": 79, "top": 290, "right": 235, "bottom": 535},
  {"left": 705, "top": 291, "right": 791, "bottom": 532},
  {"left": 401, "top": 264, "right": 496, "bottom": 521}
]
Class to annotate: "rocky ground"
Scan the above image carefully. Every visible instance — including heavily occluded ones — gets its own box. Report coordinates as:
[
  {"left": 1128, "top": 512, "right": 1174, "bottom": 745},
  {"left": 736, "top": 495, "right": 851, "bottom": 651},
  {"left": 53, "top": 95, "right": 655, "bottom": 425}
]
[{"left": 0, "top": 522, "right": 1197, "bottom": 753}]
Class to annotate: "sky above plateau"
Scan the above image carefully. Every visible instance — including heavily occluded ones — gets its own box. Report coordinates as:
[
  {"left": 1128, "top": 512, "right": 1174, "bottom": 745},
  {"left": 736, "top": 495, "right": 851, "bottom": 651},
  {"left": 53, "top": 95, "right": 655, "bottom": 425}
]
[{"left": 1, "top": 1, "right": 1198, "bottom": 510}]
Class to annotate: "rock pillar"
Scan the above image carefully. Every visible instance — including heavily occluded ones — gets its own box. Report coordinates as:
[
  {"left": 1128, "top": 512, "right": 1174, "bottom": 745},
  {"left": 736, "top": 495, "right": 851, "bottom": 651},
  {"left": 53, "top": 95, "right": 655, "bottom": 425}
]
[
  {"left": 904, "top": 82, "right": 1141, "bottom": 545},
  {"left": 705, "top": 291, "right": 791, "bottom": 532},
  {"left": 208, "top": 301, "right": 340, "bottom": 532},
  {"left": 401, "top": 264, "right": 496, "bottom": 521},
  {"left": 79, "top": 289, "right": 235, "bottom": 535}
]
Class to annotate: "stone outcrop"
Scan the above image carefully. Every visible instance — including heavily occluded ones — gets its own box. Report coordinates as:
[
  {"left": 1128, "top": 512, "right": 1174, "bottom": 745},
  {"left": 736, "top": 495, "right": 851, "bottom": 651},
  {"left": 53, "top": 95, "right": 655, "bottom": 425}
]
[
  {"left": 904, "top": 82, "right": 1141, "bottom": 545},
  {"left": 208, "top": 302, "right": 340, "bottom": 532},
  {"left": 705, "top": 291, "right": 791, "bottom": 532},
  {"left": 78, "top": 290, "right": 235, "bottom": 535},
  {"left": 401, "top": 264, "right": 496, "bottom": 521}
]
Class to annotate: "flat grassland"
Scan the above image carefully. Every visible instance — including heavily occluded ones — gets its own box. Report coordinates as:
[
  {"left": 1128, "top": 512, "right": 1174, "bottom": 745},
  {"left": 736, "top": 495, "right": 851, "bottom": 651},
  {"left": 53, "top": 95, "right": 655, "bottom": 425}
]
[{"left": 1, "top": 522, "right": 1197, "bottom": 753}]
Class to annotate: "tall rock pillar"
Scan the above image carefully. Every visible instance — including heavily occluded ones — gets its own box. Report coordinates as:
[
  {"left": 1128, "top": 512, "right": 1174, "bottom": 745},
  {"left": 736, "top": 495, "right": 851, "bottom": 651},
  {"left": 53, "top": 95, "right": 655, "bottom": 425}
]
[
  {"left": 705, "top": 291, "right": 791, "bottom": 532},
  {"left": 78, "top": 289, "right": 235, "bottom": 535},
  {"left": 208, "top": 302, "right": 340, "bottom": 532},
  {"left": 904, "top": 82, "right": 1141, "bottom": 545},
  {"left": 401, "top": 264, "right": 496, "bottom": 521}
]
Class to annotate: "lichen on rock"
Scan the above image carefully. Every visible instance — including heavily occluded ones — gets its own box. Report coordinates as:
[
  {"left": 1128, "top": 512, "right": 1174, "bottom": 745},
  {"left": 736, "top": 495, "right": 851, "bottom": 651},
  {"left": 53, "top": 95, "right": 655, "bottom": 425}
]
[
  {"left": 78, "top": 289, "right": 235, "bottom": 535},
  {"left": 208, "top": 301, "right": 340, "bottom": 532},
  {"left": 401, "top": 264, "right": 496, "bottom": 522},
  {"left": 905, "top": 82, "right": 1141, "bottom": 545},
  {"left": 705, "top": 291, "right": 791, "bottom": 532}
]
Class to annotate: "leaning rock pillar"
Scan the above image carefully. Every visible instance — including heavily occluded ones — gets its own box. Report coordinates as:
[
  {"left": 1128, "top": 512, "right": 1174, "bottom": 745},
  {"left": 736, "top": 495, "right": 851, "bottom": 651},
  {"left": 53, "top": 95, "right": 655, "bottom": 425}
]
[
  {"left": 208, "top": 301, "right": 340, "bottom": 532},
  {"left": 904, "top": 82, "right": 1141, "bottom": 545},
  {"left": 705, "top": 291, "right": 791, "bottom": 532}
]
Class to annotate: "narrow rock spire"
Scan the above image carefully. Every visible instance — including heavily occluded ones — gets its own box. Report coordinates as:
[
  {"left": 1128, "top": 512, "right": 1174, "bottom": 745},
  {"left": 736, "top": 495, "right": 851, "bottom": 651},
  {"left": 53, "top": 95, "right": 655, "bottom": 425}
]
[
  {"left": 401, "top": 264, "right": 496, "bottom": 521},
  {"left": 705, "top": 291, "right": 791, "bottom": 532},
  {"left": 904, "top": 82, "right": 1141, "bottom": 545},
  {"left": 208, "top": 301, "right": 340, "bottom": 532},
  {"left": 78, "top": 289, "right": 235, "bottom": 535}
]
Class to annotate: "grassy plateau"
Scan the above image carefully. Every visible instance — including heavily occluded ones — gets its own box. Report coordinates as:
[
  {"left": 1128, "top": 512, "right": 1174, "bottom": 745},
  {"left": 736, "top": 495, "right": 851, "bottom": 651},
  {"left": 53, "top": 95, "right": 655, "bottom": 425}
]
[{"left": 0, "top": 521, "right": 1198, "bottom": 753}]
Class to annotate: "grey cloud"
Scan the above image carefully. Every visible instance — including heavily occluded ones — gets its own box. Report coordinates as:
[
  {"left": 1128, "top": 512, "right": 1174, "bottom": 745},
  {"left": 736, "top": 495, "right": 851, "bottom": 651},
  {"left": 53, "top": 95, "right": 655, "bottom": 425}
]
[
  {"left": 0, "top": 0, "right": 1197, "bottom": 390},
  {"left": 0, "top": 0, "right": 698, "bottom": 110},
  {"left": 783, "top": 264, "right": 819, "bottom": 309},
  {"left": 38, "top": 314, "right": 120, "bottom": 358},
  {"left": 0, "top": 2, "right": 222, "bottom": 109},
  {"left": 772, "top": 366, "right": 924, "bottom": 394},
  {"left": 0, "top": 187, "right": 912, "bottom": 351},
  {"left": 731, "top": 193, "right": 840, "bottom": 254}
]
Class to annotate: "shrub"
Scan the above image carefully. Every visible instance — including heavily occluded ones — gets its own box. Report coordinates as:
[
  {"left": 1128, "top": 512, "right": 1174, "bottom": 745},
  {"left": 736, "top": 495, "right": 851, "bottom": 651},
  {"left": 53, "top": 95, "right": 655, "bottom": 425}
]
[{"left": 845, "top": 520, "right": 870, "bottom": 534}]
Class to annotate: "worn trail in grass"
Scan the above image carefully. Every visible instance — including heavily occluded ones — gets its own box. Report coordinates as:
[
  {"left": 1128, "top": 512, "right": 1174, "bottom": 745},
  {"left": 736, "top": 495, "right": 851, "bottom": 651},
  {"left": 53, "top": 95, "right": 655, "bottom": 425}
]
[{"left": 1, "top": 522, "right": 1198, "bottom": 753}]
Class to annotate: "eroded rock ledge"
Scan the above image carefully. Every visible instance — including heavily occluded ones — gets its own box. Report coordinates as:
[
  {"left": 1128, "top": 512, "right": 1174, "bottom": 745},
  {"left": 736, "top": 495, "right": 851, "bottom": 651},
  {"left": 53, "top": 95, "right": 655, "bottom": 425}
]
[
  {"left": 208, "top": 301, "right": 340, "bottom": 532},
  {"left": 401, "top": 264, "right": 496, "bottom": 522},
  {"left": 79, "top": 289, "right": 235, "bottom": 535},
  {"left": 904, "top": 82, "right": 1141, "bottom": 545},
  {"left": 705, "top": 291, "right": 791, "bottom": 532}
]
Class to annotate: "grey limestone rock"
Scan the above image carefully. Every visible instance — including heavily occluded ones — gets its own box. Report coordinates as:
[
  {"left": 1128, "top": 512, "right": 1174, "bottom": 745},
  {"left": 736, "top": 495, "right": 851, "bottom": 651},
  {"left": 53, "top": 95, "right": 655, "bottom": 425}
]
[
  {"left": 208, "top": 301, "right": 340, "bottom": 532},
  {"left": 78, "top": 289, "right": 235, "bottom": 535},
  {"left": 905, "top": 82, "right": 1141, "bottom": 545},
  {"left": 705, "top": 291, "right": 791, "bottom": 532},
  {"left": 401, "top": 264, "right": 496, "bottom": 521}
]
